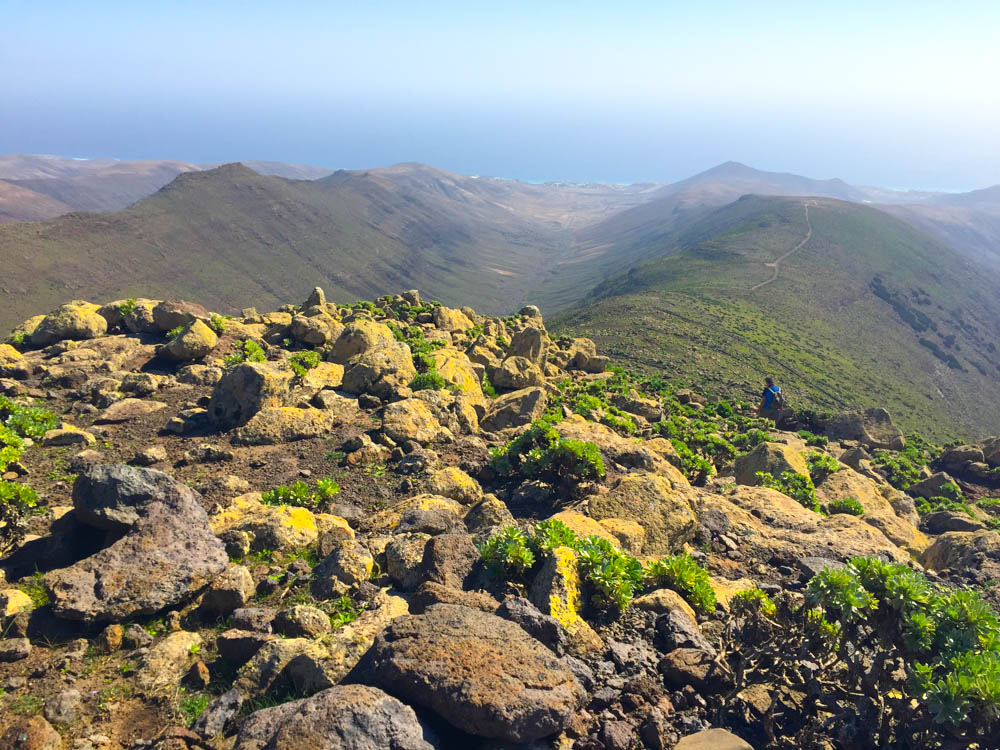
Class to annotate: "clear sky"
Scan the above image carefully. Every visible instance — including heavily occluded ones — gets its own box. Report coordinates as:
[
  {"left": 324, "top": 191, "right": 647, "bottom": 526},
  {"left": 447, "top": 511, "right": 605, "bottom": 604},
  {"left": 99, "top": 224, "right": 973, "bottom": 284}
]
[{"left": 2, "top": 0, "right": 998, "bottom": 190}]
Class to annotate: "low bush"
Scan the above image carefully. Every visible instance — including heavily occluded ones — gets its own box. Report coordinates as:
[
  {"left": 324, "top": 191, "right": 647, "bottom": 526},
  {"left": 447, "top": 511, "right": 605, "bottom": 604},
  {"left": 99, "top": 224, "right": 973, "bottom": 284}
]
[
  {"left": 208, "top": 313, "right": 229, "bottom": 335},
  {"left": 721, "top": 558, "right": 1000, "bottom": 745},
  {"left": 261, "top": 478, "right": 339, "bottom": 508},
  {"left": 806, "top": 450, "right": 841, "bottom": 482},
  {"left": 224, "top": 339, "right": 266, "bottom": 368},
  {"left": 479, "top": 520, "right": 716, "bottom": 613},
  {"left": 757, "top": 470, "right": 820, "bottom": 513},
  {"left": 410, "top": 371, "right": 447, "bottom": 391},
  {"left": 490, "top": 419, "right": 604, "bottom": 484},
  {"left": 288, "top": 350, "right": 320, "bottom": 377},
  {"left": 827, "top": 496, "right": 865, "bottom": 516},
  {"left": 0, "top": 396, "right": 59, "bottom": 439}
]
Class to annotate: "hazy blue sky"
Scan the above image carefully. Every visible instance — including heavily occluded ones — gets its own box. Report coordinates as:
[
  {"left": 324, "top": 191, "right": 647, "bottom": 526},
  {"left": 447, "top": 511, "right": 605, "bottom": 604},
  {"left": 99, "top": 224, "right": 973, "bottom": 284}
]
[{"left": 2, "top": 0, "right": 998, "bottom": 189}]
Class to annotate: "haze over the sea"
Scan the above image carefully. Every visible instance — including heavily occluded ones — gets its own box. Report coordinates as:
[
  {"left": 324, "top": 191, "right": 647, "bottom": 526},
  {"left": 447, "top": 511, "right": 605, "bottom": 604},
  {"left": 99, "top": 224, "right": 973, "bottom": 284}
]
[{"left": 2, "top": 0, "right": 998, "bottom": 190}]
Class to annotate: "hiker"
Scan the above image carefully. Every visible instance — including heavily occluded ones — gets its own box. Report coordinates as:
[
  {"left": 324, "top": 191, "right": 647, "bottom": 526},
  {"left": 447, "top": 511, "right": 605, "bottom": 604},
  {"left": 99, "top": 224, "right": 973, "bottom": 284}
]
[{"left": 757, "top": 376, "right": 786, "bottom": 419}]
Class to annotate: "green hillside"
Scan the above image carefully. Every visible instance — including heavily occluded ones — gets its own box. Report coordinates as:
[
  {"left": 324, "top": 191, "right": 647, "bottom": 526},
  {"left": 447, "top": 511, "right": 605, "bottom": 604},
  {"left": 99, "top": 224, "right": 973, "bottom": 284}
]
[
  {"left": 553, "top": 195, "right": 1000, "bottom": 439},
  {"left": 0, "top": 163, "right": 659, "bottom": 333}
]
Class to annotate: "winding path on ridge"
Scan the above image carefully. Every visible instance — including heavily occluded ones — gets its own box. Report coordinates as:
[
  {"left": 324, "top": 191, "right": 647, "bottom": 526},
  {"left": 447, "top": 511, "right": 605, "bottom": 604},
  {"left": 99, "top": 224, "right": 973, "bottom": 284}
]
[{"left": 750, "top": 199, "right": 816, "bottom": 292}]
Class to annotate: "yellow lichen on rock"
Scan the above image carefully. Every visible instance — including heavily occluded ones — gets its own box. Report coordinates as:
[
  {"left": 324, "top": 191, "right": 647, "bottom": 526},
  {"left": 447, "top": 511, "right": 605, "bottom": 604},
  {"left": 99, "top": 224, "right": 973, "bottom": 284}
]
[{"left": 529, "top": 545, "right": 603, "bottom": 656}]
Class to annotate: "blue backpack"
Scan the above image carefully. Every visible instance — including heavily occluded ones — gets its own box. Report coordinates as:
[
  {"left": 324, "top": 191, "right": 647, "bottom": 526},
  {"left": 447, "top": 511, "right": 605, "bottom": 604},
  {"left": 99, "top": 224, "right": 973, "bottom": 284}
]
[{"left": 765, "top": 385, "right": 786, "bottom": 409}]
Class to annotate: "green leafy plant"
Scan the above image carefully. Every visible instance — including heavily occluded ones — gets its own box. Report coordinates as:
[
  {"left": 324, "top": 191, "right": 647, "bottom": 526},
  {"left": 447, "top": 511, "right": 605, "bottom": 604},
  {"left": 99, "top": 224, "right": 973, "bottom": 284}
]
[
  {"left": 224, "top": 339, "right": 267, "bottom": 368},
  {"left": 478, "top": 526, "right": 536, "bottom": 579},
  {"left": 208, "top": 313, "right": 229, "bottom": 334},
  {"left": 327, "top": 594, "right": 362, "bottom": 628},
  {"left": 410, "top": 371, "right": 447, "bottom": 391},
  {"left": 261, "top": 478, "right": 339, "bottom": 508},
  {"left": 480, "top": 521, "right": 716, "bottom": 614},
  {"left": 481, "top": 372, "right": 497, "bottom": 399},
  {"left": 757, "top": 470, "right": 820, "bottom": 513},
  {"left": 288, "top": 350, "right": 321, "bottom": 377},
  {"left": 177, "top": 691, "right": 211, "bottom": 724},
  {"left": 166, "top": 324, "right": 185, "bottom": 341},
  {"left": 828, "top": 496, "right": 865, "bottom": 516},
  {"left": 17, "top": 571, "right": 50, "bottom": 608},
  {"left": 490, "top": 419, "right": 605, "bottom": 485},
  {"left": 806, "top": 450, "right": 841, "bottom": 482},
  {"left": 117, "top": 298, "right": 138, "bottom": 317},
  {"left": 0, "top": 395, "right": 59, "bottom": 438},
  {"left": 645, "top": 552, "right": 718, "bottom": 615}
]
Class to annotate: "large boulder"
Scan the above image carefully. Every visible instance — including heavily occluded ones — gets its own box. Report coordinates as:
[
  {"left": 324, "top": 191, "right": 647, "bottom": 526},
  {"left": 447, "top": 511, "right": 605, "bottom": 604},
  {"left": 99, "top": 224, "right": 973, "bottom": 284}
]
[
  {"left": 341, "top": 341, "right": 417, "bottom": 399},
  {"left": 906, "top": 472, "right": 959, "bottom": 500},
  {"left": 695, "top": 486, "right": 908, "bottom": 564},
  {"left": 234, "top": 684, "right": 436, "bottom": 750},
  {"left": 506, "top": 327, "right": 549, "bottom": 367},
  {"left": 382, "top": 399, "right": 445, "bottom": 444},
  {"left": 329, "top": 320, "right": 396, "bottom": 364},
  {"left": 813, "top": 467, "right": 928, "bottom": 554},
  {"left": 823, "top": 408, "right": 905, "bottom": 451},
  {"left": 432, "top": 306, "right": 474, "bottom": 332},
  {"left": 290, "top": 313, "right": 343, "bottom": 346},
  {"left": 492, "top": 356, "right": 545, "bottom": 390},
  {"left": 588, "top": 471, "right": 698, "bottom": 555},
  {"left": 480, "top": 387, "right": 547, "bottom": 431},
  {"left": 152, "top": 299, "right": 211, "bottom": 331},
  {"left": 44, "top": 465, "right": 228, "bottom": 623},
  {"left": 429, "top": 349, "right": 485, "bottom": 410},
  {"left": 367, "top": 604, "right": 585, "bottom": 742},
  {"left": 232, "top": 407, "right": 337, "bottom": 446},
  {"left": 209, "top": 362, "right": 295, "bottom": 427},
  {"left": 162, "top": 319, "right": 218, "bottom": 361},
  {"left": 31, "top": 301, "right": 108, "bottom": 346},
  {"left": 920, "top": 530, "right": 1000, "bottom": 581},
  {"left": 734, "top": 442, "right": 809, "bottom": 486}
]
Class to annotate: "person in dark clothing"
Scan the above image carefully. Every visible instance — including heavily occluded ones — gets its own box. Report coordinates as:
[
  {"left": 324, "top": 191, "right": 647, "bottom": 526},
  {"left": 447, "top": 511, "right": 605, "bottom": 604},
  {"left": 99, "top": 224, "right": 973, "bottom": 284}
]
[{"left": 757, "top": 376, "right": 785, "bottom": 419}]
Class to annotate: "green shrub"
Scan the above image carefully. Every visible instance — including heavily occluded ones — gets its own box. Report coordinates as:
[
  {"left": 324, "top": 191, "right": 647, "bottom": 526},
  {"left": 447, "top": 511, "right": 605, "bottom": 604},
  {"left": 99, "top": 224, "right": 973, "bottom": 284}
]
[
  {"left": 288, "top": 350, "right": 321, "bottom": 377},
  {"left": 915, "top": 495, "right": 973, "bottom": 517},
  {"left": 410, "top": 371, "right": 447, "bottom": 391},
  {"left": 7, "top": 330, "right": 27, "bottom": 347},
  {"left": 0, "top": 396, "right": 59, "bottom": 439},
  {"left": 482, "top": 372, "right": 497, "bottom": 399},
  {"left": 177, "top": 691, "right": 211, "bottom": 724},
  {"left": 576, "top": 536, "right": 645, "bottom": 611},
  {"left": 828, "top": 497, "right": 865, "bottom": 516},
  {"left": 117, "top": 298, "right": 138, "bottom": 317},
  {"left": 480, "top": 522, "right": 716, "bottom": 614},
  {"left": 797, "top": 429, "right": 829, "bottom": 447},
  {"left": 806, "top": 450, "right": 841, "bottom": 482},
  {"left": 490, "top": 419, "right": 604, "bottom": 484},
  {"left": 166, "top": 325, "right": 184, "bottom": 341},
  {"left": 721, "top": 558, "right": 1000, "bottom": 745},
  {"left": 0, "top": 426, "right": 24, "bottom": 469},
  {"left": 327, "top": 594, "right": 361, "bottom": 628},
  {"left": 731, "top": 428, "right": 769, "bottom": 452},
  {"left": 261, "top": 478, "right": 338, "bottom": 509},
  {"left": 478, "top": 526, "right": 536, "bottom": 578},
  {"left": 757, "top": 470, "right": 820, "bottom": 513},
  {"left": 224, "top": 339, "right": 266, "bottom": 368},
  {"left": 644, "top": 552, "right": 717, "bottom": 615},
  {"left": 208, "top": 313, "right": 229, "bottom": 335}
]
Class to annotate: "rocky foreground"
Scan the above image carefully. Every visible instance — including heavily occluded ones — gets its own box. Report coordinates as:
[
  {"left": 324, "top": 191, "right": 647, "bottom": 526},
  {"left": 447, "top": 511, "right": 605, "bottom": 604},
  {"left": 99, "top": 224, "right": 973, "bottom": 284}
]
[{"left": 1, "top": 291, "right": 1000, "bottom": 750}]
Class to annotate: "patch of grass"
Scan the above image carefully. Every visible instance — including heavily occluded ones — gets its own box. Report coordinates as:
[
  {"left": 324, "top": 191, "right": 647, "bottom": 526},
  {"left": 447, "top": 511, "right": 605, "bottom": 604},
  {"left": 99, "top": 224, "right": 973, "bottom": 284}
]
[
  {"left": 11, "top": 693, "right": 43, "bottom": 715},
  {"left": 17, "top": 571, "right": 50, "bottom": 608},
  {"left": 177, "top": 691, "right": 211, "bottom": 725}
]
